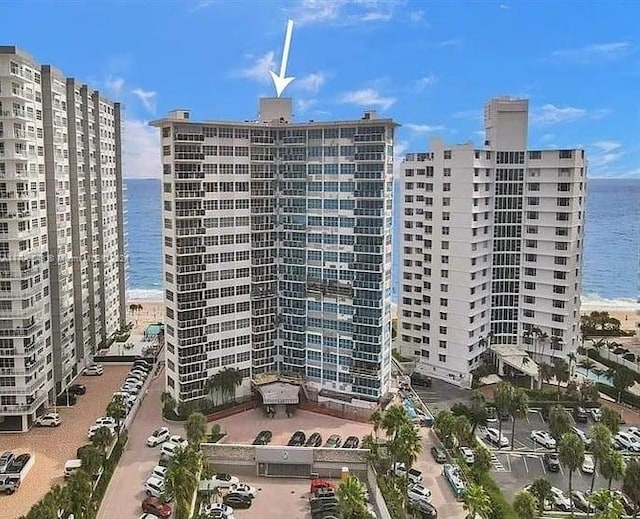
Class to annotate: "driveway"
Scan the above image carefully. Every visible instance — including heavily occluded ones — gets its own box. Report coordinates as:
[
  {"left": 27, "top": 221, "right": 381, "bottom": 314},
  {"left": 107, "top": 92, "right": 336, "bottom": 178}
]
[
  {"left": 0, "top": 365, "right": 130, "bottom": 519},
  {"left": 413, "top": 378, "right": 472, "bottom": 415},
  {"left": 98, "top": 366, "right": 184, "bottom": 519}
]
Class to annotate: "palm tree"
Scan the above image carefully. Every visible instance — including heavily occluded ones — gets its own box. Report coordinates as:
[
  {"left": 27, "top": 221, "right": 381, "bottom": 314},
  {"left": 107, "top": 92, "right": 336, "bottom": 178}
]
[
  {"left": 548, "top": 405, "right": 573, "bottom": 446},
  {"left": 380, "top": 404, "right": 410, "bottom": 442},
  {"left": 469, "top": 390, "right": 488, "bottom": 434},
  {"left": 513, "top": 490, "right": 537, "bottom": 519},
  {"left": 185, "top": 411, "right": 207, "bottom": 449},
  {"left": 389, "top": 422, "right": 422, "bottom": 470},
  {"left": 463, "top": 482, "right": 492, "bottom": 519},
  {"left": 451, "top": 414, "right": 473, "bottom": 448},
  {"left": 78, "top": 445, "right": 103, "bottom": 478},
  {"left": 65, "top": 470, "right": 93, "bottom": 519},
  {"left": 336, "top": 474, "right": 369, "bottom": 519},
  {"left": 528, "top": 476, "right": 552, "bottom": 517},
  {"left": 600, "top": 406, "right": 621, "bottom": 435},
  {"left": 587, "top": 489, "right": 625, "bottom": 519},
  {"left": 509, "top": 387, "right": 529, "bottom": 451},
  {"left": 434, "top": 410, "right": 457, "bottom": 450},
  {"left": 552, "top": 358, "right": 570, "bottom": 400},
  {"left": 164, "top": 447, "right": 200, "bottom": 519},
  {"left": 494, "top": 381, "right": 514, "bottom": 447},
  {"left": 567, "top": 352, "right": 577, "bottom": 377},
  {"left": 369, "top": 409, "right": 383, "bottom": 438},
  {"left": 538, "top": 362, "right": 554, "bottom": 390},
  {"left": 589, "top": 424, "right": 613, "bottom": 497},
  {"left": 91, "top": 426, "right": 114, "bottom": 455},
  {"left": 622, "top": 458, "right": 640, "bottom": 518},
  {"left": 106, "top": 394, "right": 127, "bottom": 439},
  {"left": 579, "top": 358, "right": 596, "bottom": 380},
  {"left": 609, "top": 366, "right": 635, "bottom": 403},
  {"left": 558, "top": 432, "right": 585, "bottom": 518},
  {"left": 599, "top": 449, "right": 626, "bottom": 490},
  {"left": 205, "top": 374, "right": 221, "bottom": 406},
  {"left": 47, "top": 484, "right": 69, "bottom": 518}
]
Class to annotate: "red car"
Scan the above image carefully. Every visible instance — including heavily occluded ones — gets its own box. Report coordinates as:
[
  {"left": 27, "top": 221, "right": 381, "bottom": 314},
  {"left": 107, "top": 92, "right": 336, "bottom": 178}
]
[
  {"left": 142, "top": 496, "right": 171, "bottom": 518},
  {"left": 310, "top": 478, "right": 335, "bottom": 494}
]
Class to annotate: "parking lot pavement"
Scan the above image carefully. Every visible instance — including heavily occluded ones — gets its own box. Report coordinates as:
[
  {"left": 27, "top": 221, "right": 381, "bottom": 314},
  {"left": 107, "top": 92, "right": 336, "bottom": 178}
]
[
  {"left": 412, "top": 378, "right": 472, "bottom": 415},
  {"left": 97, "top": 366, "right": 185, "bottom": 519},
  {"left": 0, "top": 365, "right": 130, "bottom": 519},
  {"left": 216, "top": 407, "right": 373, "bottom": 445}
]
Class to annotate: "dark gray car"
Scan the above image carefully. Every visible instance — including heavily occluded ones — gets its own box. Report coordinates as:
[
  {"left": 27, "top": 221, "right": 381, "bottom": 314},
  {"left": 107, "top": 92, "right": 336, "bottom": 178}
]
[
  {"left": 0, "top": 474, "right": 20, "bottom": 494},
  {"left": 0, "top": 452, "right": 14, "bottom": 473}
]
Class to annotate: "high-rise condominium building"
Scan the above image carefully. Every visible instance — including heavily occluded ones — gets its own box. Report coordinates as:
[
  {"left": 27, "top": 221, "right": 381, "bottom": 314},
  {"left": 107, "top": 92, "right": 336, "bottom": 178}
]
[
  {"left": 152, "top": 98, "right": 395, "bottom": 404},
  {"left": 0, "top": 47, "right": 127, "bottom": 431},
  {"left": 399, "top": 97, "right": 585, "bottom": 387}
]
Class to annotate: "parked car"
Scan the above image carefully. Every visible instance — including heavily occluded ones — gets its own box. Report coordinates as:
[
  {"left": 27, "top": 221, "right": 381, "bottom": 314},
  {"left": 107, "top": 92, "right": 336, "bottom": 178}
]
[
  {"left": 543, "top": 453, "right": 561, "bottom": 473},
  {"left": 95, "top": 416, "right": 117, "bottom": 427},
  {"left": 589, "top": 408, "right": 602, "bottom": 422},
  {"left": 485, "top": 427, "right": 509, "bottom": 448},
  {"left": 343, "top": 436, "right": 360, "bottom": 449},
  {"left": 160, "top": 442, "right": 180, "bottom": 460},
  {"left": 325, "top": 434, "right": 342, "bottom": 448},
  {"left": 209, "top": 473, "right": 239, "bottom": 488},
  {"left": 570, "top": 426, "right": 591, "bottom": 447},
  {"left": 7, "top": 453, "right": 31, "bottom": 473},
  {"left": 410, "top": 372, "right": 433, "bottom": 387},
  {"left": 252, "top": 430, "right": 273, "bottom": 445},
  {"left": 571, "top": 490, "right": 595, "bottom": 513},
  {"left": 223, "top": 493, "right": 252, "bottom": 509},
  {"left": 152, "top": 465, "right": 168, "bottom": 480},
  {"left": 166, "top": 435, "right": 188, "bottom": 449},
  {"left": 614, "top": 432, "right": 640, "bottom": 452},
  {"left": 625, "top": 426, "right": 640, "bottom": 441},
  {"left": 459, "top": 447, "right": 475, "bottom": 465},
  {"left": 530, "top": 430, "right": 556, "bottom": 449},
  {"left": 203, "top": 502, "right": 234, "bottom": 517},
  {"left": 549, "top": 486, "right": 573, "bottom": 512},
  {"left": 0, "top": 474, "right": 20, "bottom": 494},
  {"left": 392, "top": 462, "right": 423, "bottom": 484},
  {"left": 412, "top": 500, "right": 438, "bottom": 519},
  {"left": 56, "top": 392, "right": 77, "bottom": 406},
  {"left": 430, "top": 445, "right": 447, "bottom": 464},
  {"left": 574, "top": 407, "right": 588, "bottom": 423},
  {"left": 35, "top": 412, "right": 61, "bottom": 427},
  {"left": 407, "top": 483, "right": 432, "bottom": 504},
  {"left": 229, "top": 482, "right": 257, "bottom": 498},
  {"left": 612, "top": 490, "right": 635, "bottom": 515},
  {"left": 141, "top": 496, "right": 171, "bottom": 519},
  {"left": 87, "top": 425, "right": 115, "bottom": 440},
  {"left": 83, "top": 364, "right": 103, "bottom": 376},
  {"left": 0, "top": 452, "right": 14, "bottom": 473},
  {"left": 310, "top": 478, "right": 335, "bottom": 495},
  {"left": 287, "top": 431, "right": 306, "bottom": 446},
  {"left": 147, "top": 427, "right": 171, "bottom": 447},
  {"left": 582, "top": 454, "right": 595, "bottom": 474},
  {"left": 69, "top": 384, "right": 87, "bottom": 396},
  {"left": 144, "top": 476, "right": 166, "bottom": 498},
  {"left": 305, "top": 432, "right": 323, "bottom": 447}
]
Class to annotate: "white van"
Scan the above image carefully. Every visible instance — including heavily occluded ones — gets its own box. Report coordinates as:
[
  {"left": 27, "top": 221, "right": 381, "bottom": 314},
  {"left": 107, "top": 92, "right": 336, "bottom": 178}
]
[{"left": 64, "top": 459, "right": 82, "bottom": 478}]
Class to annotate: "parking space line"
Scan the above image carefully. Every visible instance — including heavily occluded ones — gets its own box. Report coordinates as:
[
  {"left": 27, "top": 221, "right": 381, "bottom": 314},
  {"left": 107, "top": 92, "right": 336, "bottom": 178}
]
[
  {"left": 559, "top": 464, "right": 565, "bottom": 476},
  {"left": 522, "top": 455, "right": 529, "bottom": 473},
  {"left": 540, "top": 457, "right": 547, "bottom": 475}
]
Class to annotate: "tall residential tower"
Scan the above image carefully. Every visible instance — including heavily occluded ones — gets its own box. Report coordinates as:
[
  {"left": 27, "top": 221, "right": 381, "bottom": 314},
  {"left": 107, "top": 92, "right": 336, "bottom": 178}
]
[
  {"left": 399, "top": 98, "right": 585, "bottom": 386},
  {"left": 0, "top": 47, "right": 127, "bottom": 431},
  {"left": 152, "top": 98, "right": 395, "bottom": 405}
]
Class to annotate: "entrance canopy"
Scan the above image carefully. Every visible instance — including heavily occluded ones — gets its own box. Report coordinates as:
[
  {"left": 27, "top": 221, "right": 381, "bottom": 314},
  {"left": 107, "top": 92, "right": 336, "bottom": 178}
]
[
  {"left": 256, "top": 382, "right": 300, "bottom": 405},
  {"left": 490, "top": 344, "right": 539, "bottom": 379}
]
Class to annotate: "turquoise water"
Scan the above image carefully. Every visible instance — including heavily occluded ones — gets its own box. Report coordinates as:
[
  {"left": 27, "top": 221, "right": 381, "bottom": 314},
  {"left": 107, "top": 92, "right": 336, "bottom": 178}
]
[
  {"left": 145, "top": 323, "right": 162, "bottom": 336},
  {"left": 575, "top": 367, "right": 613, "bottom": 387}
]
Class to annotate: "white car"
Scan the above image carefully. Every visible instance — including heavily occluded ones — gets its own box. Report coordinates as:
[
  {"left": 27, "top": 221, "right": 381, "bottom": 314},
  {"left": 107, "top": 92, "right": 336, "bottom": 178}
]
[
  {"left": 203, "top": 503, "right": 234, "bottom": 517},
  {"left": 166, "top": 435, "right": 188, "bottom": 449},
  {"left": 570, "top": 426, "right": 591, "bottom": 447},
  {"left": 407, "top": 483, "right": 432, "bottom": 504},
  {"left": 122, "top": 385, "right": 140, "bottom": 395},
  {"left": 229, "top": 482, "right": 257, "bottom": 498},
  {"left": 146, "top": 427, "right": 171, "bottom": 447},
  {"left": 83, "top": 364, "right": 103, "bottom": 376},
  {"left": 160, "top": 441, "right": 180, "bottom": 459},
  {"left": 624, "top": 427, "right": 640, "bottom": 441},
  {"left": 530, "top": 430, "right": 556, "bottom": 449},
  {"left": 35, "top": 412, "right": 61, "bottom": 427},
  {"left": 209, "top": 473, "right": 240, "bottom": 488},
  {"left": 614, "top": 432, "right": 640, "bottom": 452},
  {"left": 590, "top": 408, "right": 602, "bottom": 422},
  {"left": 152, "top": 465, "right": 168, "bottom": 480},
  {"left": 144, "top": 476, "right": 166, "bottom": 498},
  {"left": 125, "top": 378, "right": 144, "bottom": 388},
  {"left": 87, "top": 424, "right": 115, "bottom": 440},
  {"left": 392, "top": 462, "right": 423, "bottom": 484},
  {"left": 459, "top": 446, "right": 475, "bottom": 465},
  {"left": 95, "top": 416, "right": 117, "bottom": 427},
  {"left": 485, "top": 427, "right": 510, "bottom": 448},
  {"left": 582, "top": 454, "right": 595, "bottom": 474},
  {"left": 549, "top": 486, "right": 572, "bottom": 512}
]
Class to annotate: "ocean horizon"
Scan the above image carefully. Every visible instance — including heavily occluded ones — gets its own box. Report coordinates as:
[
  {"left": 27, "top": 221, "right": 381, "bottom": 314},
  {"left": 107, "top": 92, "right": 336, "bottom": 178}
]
[{"left": 125, "top": 178, "right": 640, "bottom": 310}]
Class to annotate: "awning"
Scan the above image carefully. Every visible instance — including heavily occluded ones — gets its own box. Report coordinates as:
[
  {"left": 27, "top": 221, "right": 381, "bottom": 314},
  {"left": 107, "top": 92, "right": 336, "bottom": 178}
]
[
  {"left": 256, "top": 382, "right": 300, "bottom": 405},
  {"left": 490, "top": 344, "right": 539, "bottom": 379}
]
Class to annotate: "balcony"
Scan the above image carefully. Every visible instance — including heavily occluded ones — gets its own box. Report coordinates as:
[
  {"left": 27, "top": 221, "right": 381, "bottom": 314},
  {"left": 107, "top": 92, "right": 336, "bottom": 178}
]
[{"left": 0, "top": 191, "right": 35, "bottom": 200}]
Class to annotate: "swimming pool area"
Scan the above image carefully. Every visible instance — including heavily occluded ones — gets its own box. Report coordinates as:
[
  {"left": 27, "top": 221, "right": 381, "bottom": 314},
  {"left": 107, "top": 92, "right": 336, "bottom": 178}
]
[
  {"left": 575, "top": 367, "right": 613, "bottom": 387},
  {"left": 145, "top": 323, "right": 162, "bottom": 337}
]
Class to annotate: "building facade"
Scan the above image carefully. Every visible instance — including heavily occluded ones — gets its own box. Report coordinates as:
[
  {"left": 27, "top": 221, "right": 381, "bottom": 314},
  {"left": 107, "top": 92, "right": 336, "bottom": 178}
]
[
  {"left": 0, "top": 47, "right": 127, "bottom": 431},
  {"left": 399, "top": 98, "right": 585, "bottom": 386},
  {"left": 152, "top": 98, "right": 394, "bottom": 405}
]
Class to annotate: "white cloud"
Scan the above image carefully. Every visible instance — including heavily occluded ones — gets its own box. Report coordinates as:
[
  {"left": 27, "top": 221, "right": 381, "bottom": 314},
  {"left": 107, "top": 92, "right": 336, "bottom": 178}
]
[
  {"left": 296, "top": 99, "right": 317, "bottom": 113},
  {"left": 393, "top": 140, "right": 409, "bottom": 179},
  {"left": 436, "top": 38, "right": 463, "bottom": 48},
  {"left": 122, "top": 119, "right": 161, "bottom": 178},
  {"left": 404, "top": 123, "right": 444, "bottom": 133},
  {"left": 589, "top": 141, "right": 625, "bottom": 174},
  {"left": 235, "top": 52, "right": 276, "bottom": 84},
  {"left": 131, "top": 88, "right": 157, "bottom": 114},
  {"left": 499, "top": 3, "right": 511, "bottom": 9},
  {"left": 409, "top": 10, "right": 424, "bottom": 22},
  {"left": 551, "top": 42, "right": 633, "bottom": 64},
  {"left": 540, "top": 133, "right": 556, "bottom": 142},
  {"left": 592, "top": 140, "right": 622, "bottom": 153},
  {"left": 105, "top": 76, "right": 125, "bottom": 96},
  {"left": 415, "top": 74, "right": 438, "bottom": 90},
  {"left": 191, "top": 0, "right": 218, "bottom": 10},
  {"left": 295, "top": 72, "right": 327, "bottom": 94},
  {"left": 532, "top": 104, "right": 610, "bottom": 125},
  {"left": 339, "top": 88, "right": 396, "bottom": 111},
  {"left": 292, "top": 0, "right": 402, "bottom": 26},
  {"left": 452, "top": 109, "right": 482, "bottom": 120}
]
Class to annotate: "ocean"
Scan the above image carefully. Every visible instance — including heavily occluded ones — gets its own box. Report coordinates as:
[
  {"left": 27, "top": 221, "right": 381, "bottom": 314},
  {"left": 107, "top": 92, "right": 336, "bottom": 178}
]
[{"left": 125, "top": 178, "right": 640, "bottom": 307}]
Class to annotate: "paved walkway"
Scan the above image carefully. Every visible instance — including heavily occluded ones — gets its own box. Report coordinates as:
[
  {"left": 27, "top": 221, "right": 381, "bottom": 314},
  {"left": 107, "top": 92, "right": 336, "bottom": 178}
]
[{"left": 97, "top": 366, "right": 183, "bottom": 519}]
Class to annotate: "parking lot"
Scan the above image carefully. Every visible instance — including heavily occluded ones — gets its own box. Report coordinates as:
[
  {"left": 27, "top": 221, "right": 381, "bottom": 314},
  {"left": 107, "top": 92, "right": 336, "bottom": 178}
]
[
  {"left": 478, "top": 408, "right": 639, "bottom": 500},
  {"left": 412, "top": 378, "right": 472, "bottom": 415},
  {"left": 0, "top": 364, "right": 130, "bottom": 519}
]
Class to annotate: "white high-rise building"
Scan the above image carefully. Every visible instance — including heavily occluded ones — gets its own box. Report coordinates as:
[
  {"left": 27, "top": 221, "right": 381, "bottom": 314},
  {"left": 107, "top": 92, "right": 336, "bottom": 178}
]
[
  {"left": 152, "top": 98, "right": 395, "bottom": 405},
  {"left": 399, "top": 97, "right": 586, "bottom": 386},
  {"left": 0, "top": 47, "right": 127, "bottom": 431}
]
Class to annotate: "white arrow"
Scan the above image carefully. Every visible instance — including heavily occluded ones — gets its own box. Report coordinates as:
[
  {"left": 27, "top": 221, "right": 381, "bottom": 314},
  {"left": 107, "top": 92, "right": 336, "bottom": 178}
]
[{"left": 269, "top": 19, "right": 295, "bottom": 97}]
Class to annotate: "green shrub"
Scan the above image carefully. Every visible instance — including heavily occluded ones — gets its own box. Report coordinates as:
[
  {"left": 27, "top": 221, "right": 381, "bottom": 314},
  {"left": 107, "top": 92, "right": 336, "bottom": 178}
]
[{"left": 596, "top": 383, "right": 640, "bottom": 409}]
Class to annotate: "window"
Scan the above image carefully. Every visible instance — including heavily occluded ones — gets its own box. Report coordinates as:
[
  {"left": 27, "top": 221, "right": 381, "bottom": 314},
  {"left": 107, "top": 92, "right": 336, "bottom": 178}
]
[
  {"left": 444, "top": 150, "right": 452, "bottom": 159},
  {"left": 559, "top": 150, "right": 573, "bottom": 159}
]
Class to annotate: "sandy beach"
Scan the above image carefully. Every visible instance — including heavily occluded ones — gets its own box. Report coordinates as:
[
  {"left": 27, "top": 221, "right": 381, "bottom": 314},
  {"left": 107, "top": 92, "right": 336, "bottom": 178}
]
[{"left": 126, "top": 300, "right": 165, "bottom": 334}]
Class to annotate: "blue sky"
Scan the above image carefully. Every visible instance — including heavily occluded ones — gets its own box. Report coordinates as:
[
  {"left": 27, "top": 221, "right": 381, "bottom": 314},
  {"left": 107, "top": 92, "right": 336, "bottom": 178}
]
[{"left": 3, "top": 0, "right": 638, "bottom": 178}]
